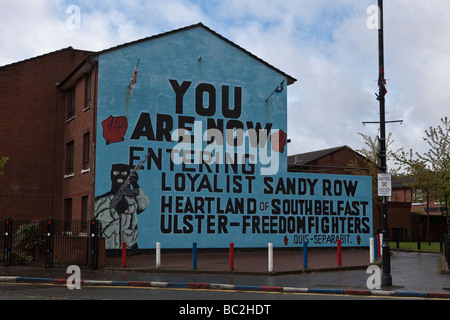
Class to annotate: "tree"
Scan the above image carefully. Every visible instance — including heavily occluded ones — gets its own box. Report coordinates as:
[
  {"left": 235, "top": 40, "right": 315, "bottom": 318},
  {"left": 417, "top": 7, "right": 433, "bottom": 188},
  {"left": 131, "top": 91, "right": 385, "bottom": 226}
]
[
  {"left": 419, "top": 117, "right": 450, "bottom": 225},
  {"left": 400, "top": 159, "right": 439, "bottom": 244},
  {"left": 352, "top": 131, "right": 399, "bottom": 232},
  {"left": 395, "top": 117, "right": 450, "bottom": 235},
  {"left": 355, "top": 131, "right": 399, "bottom": 175}
]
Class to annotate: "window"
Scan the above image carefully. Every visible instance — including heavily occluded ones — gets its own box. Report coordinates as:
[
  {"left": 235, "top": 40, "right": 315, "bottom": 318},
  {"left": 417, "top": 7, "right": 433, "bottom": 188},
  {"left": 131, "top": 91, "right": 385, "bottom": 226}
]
[
  {"left": 64, "top": 198, "right": 72, "bottom": 233},
  {"left": 67, "top": 87, "right": 76, "bottom": 120},
  {"left": 81, "top": 196, "right": 89, "bottom": 233},
  {"left": 81, "top": 196, "right": 89, "bottom": 222},
  {"left": 66, "top": 141, "right": 74, "bottom": 176},
  {"left": 85, "top": 73, "right": 91, "bottom": 110},
  {"left": 82, "top": 132, "right": 90, "bottom": 170}
]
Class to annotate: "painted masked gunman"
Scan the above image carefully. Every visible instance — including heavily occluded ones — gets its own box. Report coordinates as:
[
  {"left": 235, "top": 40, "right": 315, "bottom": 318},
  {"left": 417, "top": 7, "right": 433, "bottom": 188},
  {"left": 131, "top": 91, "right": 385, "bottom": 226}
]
[{"left": 95, "top": 164, "right": 149, "bottom": 249}]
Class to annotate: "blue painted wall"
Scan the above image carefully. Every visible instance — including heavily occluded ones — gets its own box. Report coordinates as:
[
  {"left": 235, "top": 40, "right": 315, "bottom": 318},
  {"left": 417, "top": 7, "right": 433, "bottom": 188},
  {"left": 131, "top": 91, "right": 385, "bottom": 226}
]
[{"left": 94, "top": 25, "right": 372, "bottom": 249}]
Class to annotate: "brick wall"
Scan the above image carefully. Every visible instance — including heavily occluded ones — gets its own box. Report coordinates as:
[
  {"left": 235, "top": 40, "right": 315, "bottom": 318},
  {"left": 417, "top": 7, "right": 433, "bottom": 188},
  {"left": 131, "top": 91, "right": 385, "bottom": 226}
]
[
  {"left": 387, "top": 201, "right": 413, "bottom": 240},
  {"left": 60, "top": 63, "right": 97, "bottom": 221},
  {"left": 391, "top": 188, "right": 412, "bottom": 202},
  {"left": 0, "top": 48, "right": 93, "bottom": 220},
  {"left": 307, "top": 147, "right": 369, "bottom": 174}
]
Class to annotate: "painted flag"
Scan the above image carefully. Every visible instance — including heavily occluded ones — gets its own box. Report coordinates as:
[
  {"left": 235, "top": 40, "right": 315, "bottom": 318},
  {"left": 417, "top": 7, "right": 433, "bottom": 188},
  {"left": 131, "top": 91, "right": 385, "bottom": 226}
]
[
  {"left": 266, "top": 78, "right": 286, "bottom": 102},
  {"left": 378, "top": 67, "right": 387, "bottom": 97},
  {"left": 128, "top": 59, "right": 140, "bottom": 94},
  {"left": 275, "top": 79, "right": 285, "bottom": 93}
]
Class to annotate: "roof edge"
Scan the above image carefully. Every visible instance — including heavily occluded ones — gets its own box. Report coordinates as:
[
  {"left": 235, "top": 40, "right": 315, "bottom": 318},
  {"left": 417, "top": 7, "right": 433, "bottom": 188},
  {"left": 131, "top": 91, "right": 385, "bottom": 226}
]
[
  {"left": 98, "top": 22, "right": 297, "bottom": 85},
  {"left": 58, "top": 55, "right": 98, "bottom": 90},
  {"left": 288, "top": 145, "right": 369, "bottom": 166},
  {"left": 0, "top": 46, "right": 94, "bottom": 70}
]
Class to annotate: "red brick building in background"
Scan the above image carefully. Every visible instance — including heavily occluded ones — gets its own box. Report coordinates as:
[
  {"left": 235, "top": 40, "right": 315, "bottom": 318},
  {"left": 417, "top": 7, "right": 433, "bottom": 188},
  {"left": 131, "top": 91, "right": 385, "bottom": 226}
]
[
  {"left": 287, "top": 145, "right": 370, "bottom": 175},
  {"left": 0, "top": 47, "right": 93, "bottom": 220},
  {"left": 57, "top": 55, "right": 98, "bottom": 222},
  {"left": 392, "top": 177, "right": 447, "bottom": 241}
]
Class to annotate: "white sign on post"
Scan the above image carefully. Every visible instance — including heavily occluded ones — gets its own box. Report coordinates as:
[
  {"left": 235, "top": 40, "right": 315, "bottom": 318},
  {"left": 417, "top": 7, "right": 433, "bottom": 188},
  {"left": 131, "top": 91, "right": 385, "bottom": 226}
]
[{"left": 377, "top": 173, "right": 392, "bottom": 197}]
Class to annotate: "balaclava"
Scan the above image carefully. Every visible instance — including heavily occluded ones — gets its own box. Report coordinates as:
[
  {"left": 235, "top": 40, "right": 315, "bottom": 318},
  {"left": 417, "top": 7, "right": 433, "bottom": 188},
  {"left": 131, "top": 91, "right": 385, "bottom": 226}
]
[{"left": 110, "top": 163, "right": 131, "bottom": 194}]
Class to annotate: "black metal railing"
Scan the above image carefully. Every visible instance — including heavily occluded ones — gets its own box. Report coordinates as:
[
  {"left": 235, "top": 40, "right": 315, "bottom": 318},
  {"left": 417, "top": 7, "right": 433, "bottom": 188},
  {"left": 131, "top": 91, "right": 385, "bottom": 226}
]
[{"left": 1, "top": 218, "right": 102, "bottom": 270}]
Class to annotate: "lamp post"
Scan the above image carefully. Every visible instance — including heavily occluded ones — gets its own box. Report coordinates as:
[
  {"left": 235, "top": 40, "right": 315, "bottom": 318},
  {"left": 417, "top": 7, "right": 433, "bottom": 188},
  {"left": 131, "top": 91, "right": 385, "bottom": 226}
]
[
  {"left": 377, "top": 0, "right": 392, "bottom": 287},
  {"left": 364, "top": 0, "right": 402, "bottom": 286}
]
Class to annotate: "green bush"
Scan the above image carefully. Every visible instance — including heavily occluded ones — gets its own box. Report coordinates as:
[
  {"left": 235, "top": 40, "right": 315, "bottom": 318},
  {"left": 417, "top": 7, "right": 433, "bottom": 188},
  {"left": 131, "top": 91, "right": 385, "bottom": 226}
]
[{"left": 14, "top": 223, "right": 44, "bottom": 251}]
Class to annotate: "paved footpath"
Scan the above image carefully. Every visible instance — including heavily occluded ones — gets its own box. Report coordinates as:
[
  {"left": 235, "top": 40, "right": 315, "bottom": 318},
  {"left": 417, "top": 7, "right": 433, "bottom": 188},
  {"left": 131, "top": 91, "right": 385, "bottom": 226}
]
[{"left": 0, "top": 249, "right": 449, "bottom": 299}]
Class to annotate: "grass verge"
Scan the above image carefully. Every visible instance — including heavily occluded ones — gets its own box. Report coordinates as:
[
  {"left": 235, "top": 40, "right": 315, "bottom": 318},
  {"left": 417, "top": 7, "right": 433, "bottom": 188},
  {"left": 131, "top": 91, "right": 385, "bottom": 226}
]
[{"left": 393, "top": 242, "right": 442, "bottom": 252}]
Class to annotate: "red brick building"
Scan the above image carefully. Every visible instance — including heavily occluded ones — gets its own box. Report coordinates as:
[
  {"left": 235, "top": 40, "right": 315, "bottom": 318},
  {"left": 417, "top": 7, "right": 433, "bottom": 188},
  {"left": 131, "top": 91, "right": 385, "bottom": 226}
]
[
  {"left": 0, "top": 47, "right": 93, "bottom": 220},
  {"left": 57, "top": 55, "right": 98, "bottom": 222},
  {"left": 392, "top": 177, "right": 447, "bottom": 241},
  {"left": 287, "top": 145, "right": 370, "bottom": 175}
]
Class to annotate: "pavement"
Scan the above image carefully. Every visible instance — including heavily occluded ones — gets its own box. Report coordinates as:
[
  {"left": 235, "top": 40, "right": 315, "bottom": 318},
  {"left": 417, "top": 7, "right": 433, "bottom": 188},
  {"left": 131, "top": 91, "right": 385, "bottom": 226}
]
[
  {"left": 0, "top": 248, "right": 449, "bottom": 299},
  {"left": 106, "top": 248, "right": 374, "bottom": 274}
]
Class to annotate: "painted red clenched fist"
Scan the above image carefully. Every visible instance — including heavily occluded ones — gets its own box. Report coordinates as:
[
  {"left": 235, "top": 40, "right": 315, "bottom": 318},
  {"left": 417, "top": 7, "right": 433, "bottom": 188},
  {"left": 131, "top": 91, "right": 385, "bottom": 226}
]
[
  {"left": 102, "top": 115, "right": 128, "bottom": 145},
  {"left": 270, "top": 130, "right": 287, "bottom": 153}
]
